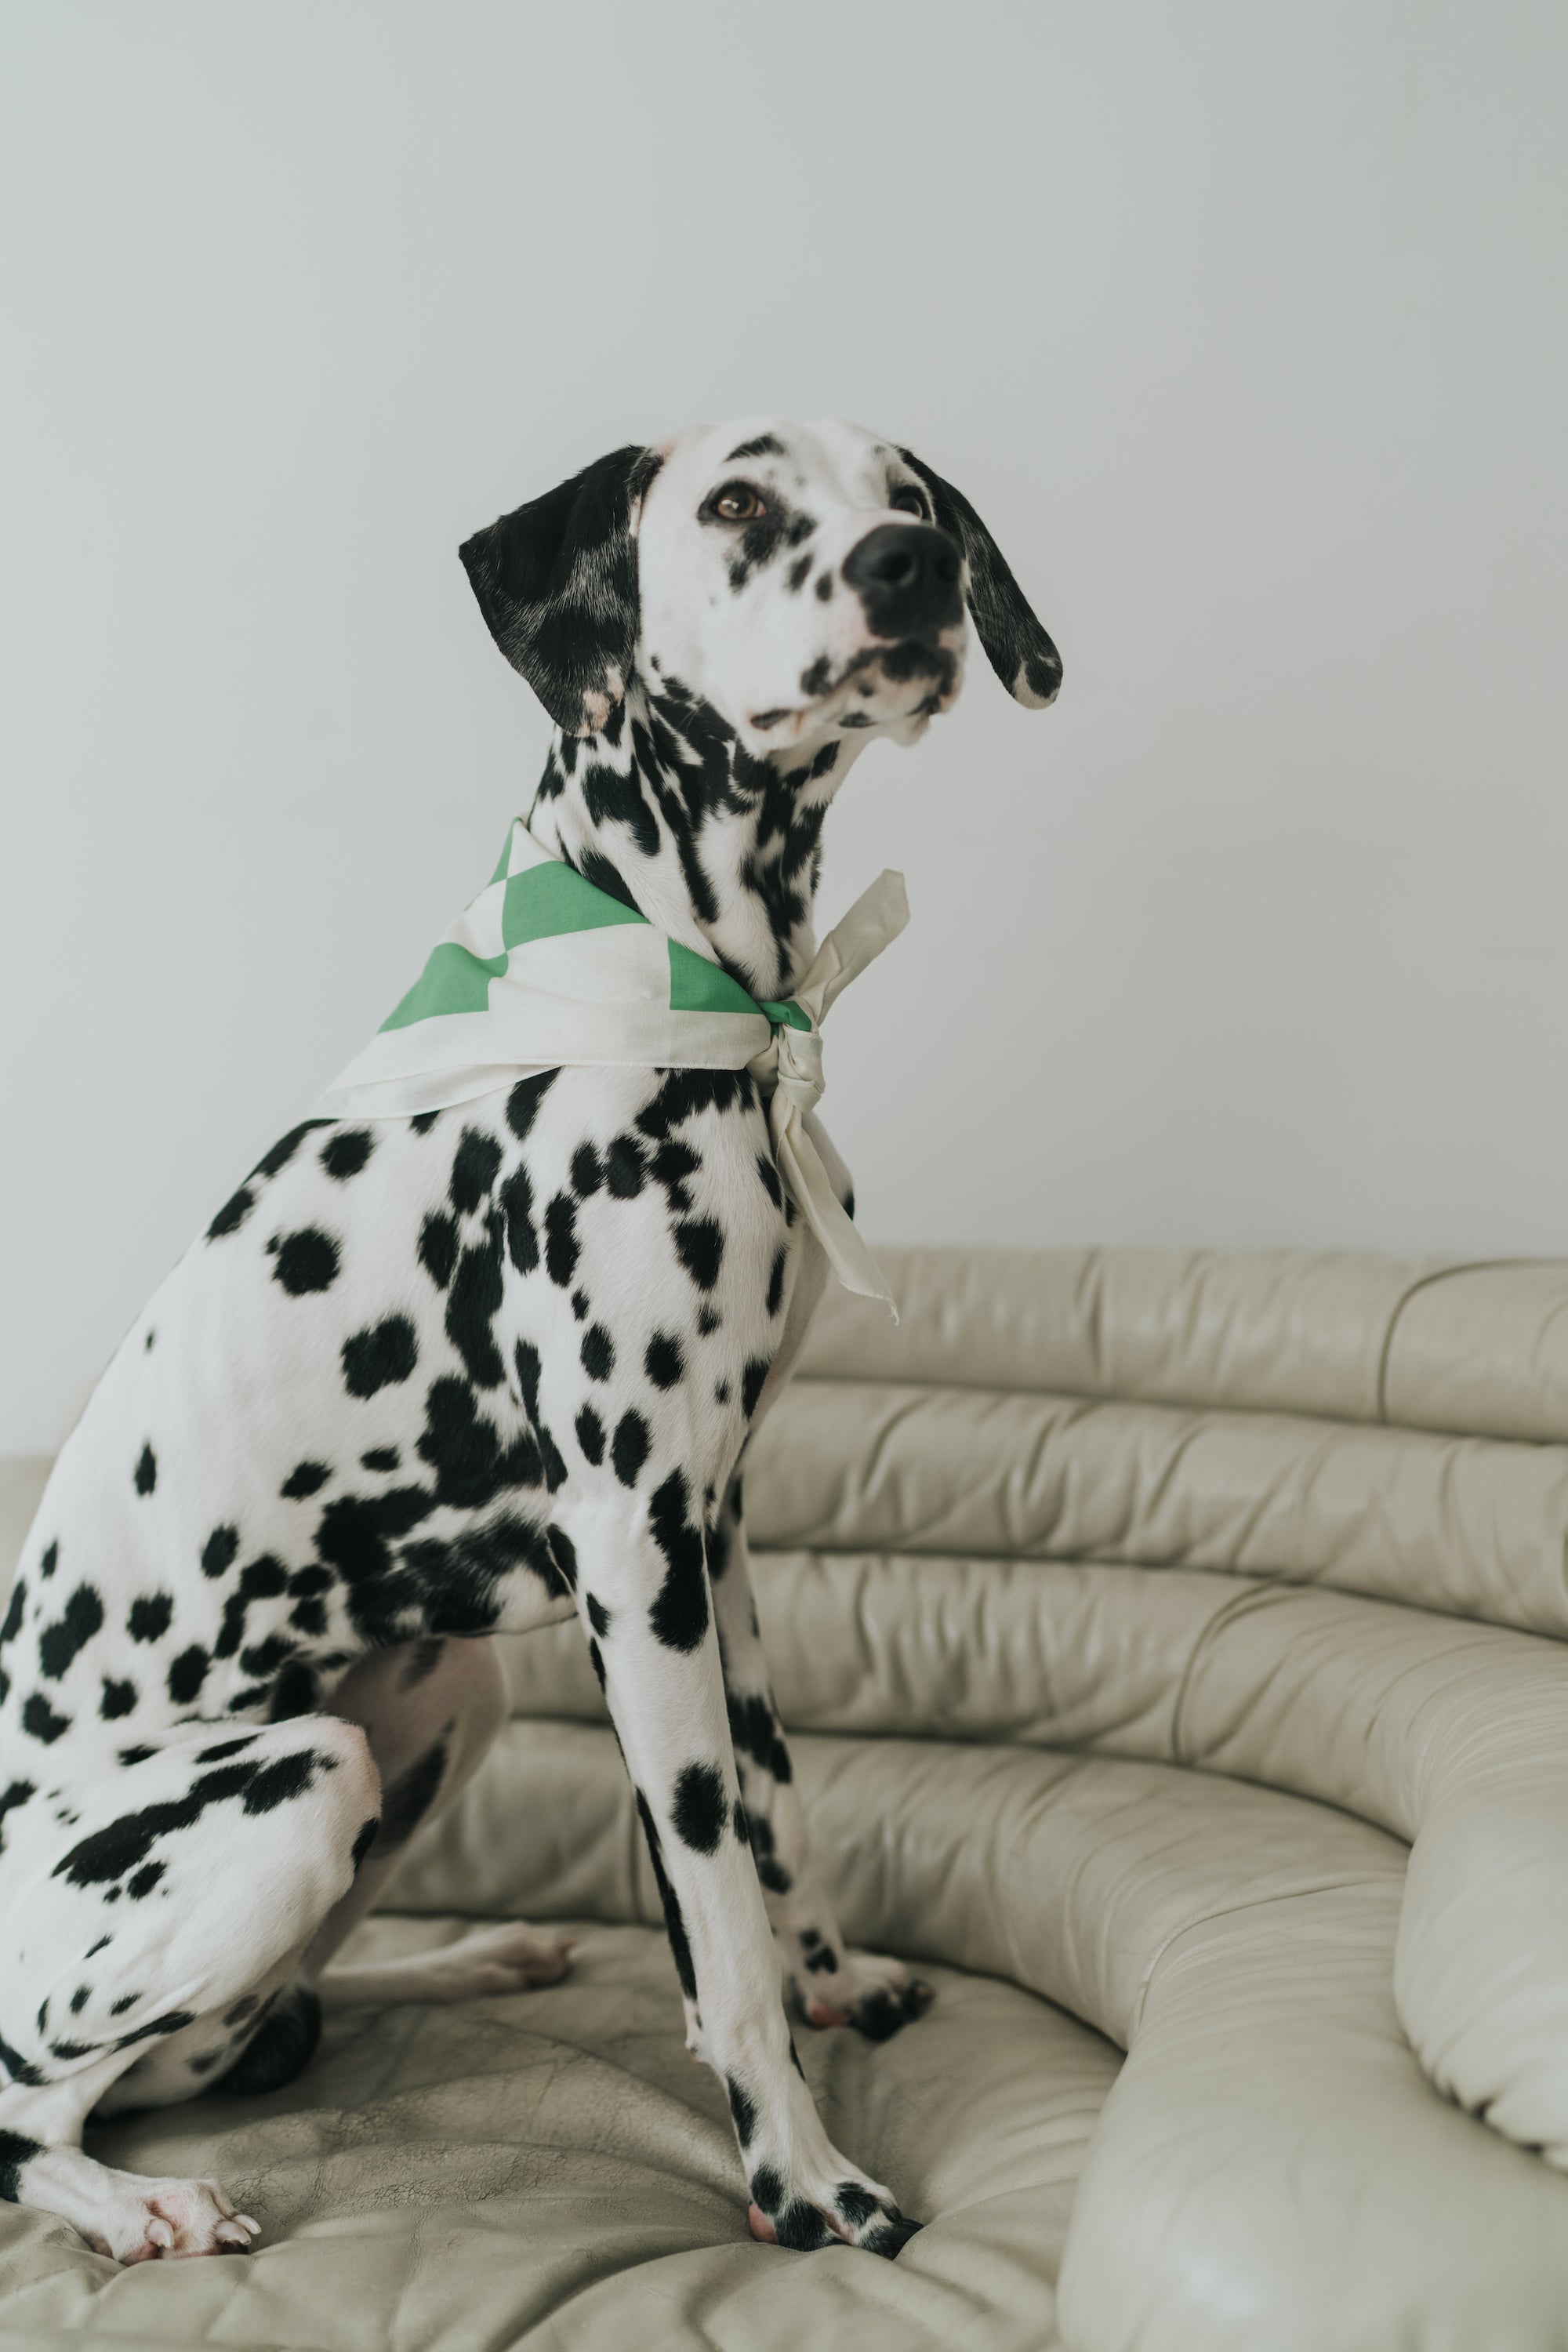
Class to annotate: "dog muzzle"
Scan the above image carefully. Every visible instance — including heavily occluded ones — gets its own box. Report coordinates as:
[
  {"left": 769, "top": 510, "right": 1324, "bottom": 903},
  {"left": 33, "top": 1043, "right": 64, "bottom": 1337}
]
[{"left": 318, "top": 822, "right": 909, "bottom": 1311}]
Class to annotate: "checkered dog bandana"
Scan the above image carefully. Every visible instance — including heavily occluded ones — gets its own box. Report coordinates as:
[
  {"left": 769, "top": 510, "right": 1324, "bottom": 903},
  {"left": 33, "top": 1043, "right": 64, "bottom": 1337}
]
[{"left": 319, "top": 820, "right": 909, "bottom": 1308}]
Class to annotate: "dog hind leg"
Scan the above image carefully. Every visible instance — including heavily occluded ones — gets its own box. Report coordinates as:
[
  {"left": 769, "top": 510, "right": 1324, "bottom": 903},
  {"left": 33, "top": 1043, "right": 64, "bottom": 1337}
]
[
  {"left": 301, "top": 1635, "right": 576, "bottom": 2008},
  {"left": 0, "top": 1712, "right": 378, "bottom": 2261}
]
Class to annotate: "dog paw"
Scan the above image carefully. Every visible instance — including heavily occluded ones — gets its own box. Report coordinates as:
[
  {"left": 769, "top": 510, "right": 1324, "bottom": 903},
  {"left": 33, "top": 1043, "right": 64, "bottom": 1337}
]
[
  {"left": 796, "top": 1946, "right": 935, "bottom": 2040},
  {"left": 746, "top": 2167, "right": 921, "bottom": 2259},
  {"left": 419, "top": 1922, "right": 578, "bottom": 1998},
  {"left": 89, "top": 2177, "right": 260, "bottom": 2264}
]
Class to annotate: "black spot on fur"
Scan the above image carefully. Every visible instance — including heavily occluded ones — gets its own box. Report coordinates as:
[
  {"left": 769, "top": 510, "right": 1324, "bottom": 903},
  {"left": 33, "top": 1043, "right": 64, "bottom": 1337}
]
[
  {"left": 851, "top": 1983, "right": 933, "bottom": 2042},
  {"left": 750, "top": 2163, "right": 784, "bottom": 2213},
  {"left": 746, "top": 1811, "right": 793, "bottom": 1894},
  {"left": 506, "top": 1073, "right": 557, "bottom": 1140},
  {"left": 0, "top": 2129, "right": 42, "bottom": 2200},
  {"left": 342, "top": 1316, "right": 419, "bottom": 1399},
  {"left": 648, "top": 1472, "right": 710, "bottom": 1652},
  {"left": 0, "top": 2029, "right": 44, "bottom": 2086},
  {"left": 268, "top": 1662, "right": 318, "bottom": 1722},
  {"left": 321, "top": 1128, "right": 375, "bottom": 1181},
  {"left": 127, "top": 1860, "right": 165, "bottom": 1900},
  {"left": 588, "top": 1638, "right": 606, "bottom": 1689},
  {"left": 547, "top": 1524, "right": 578, "bottom": 1593},
  {"left": 514, "top": 1340, "right": 568, "bottom": 1490},
  {"left": 727, "top": 2074, "right": 758, "bottom": 2146},
  {"left": 451, "top": 1127, "right": 503, "bottom": 1214},
  {"left": 727, "top": 433, "right": 784, "bottom": 460},
  {"left": 786, "top": 553, "right": 811, "bottom": 593},
  {"left": 0, "top": 1780, "right": 37, "bottom": 1853},
  {"left": 207, "top": 1185, "right": 255, "bottom": 1240},
  {"left": 728, "top": 1692, "right": 793, "bottom": 1784},
  {"left": 575, "top": 1405, "right": 604, "bottom": 1466},
  {"left": 415, "top": 1374, "right": 543, "bottom": 1512},
  {"left": 582, "top": 1325, "right": 615, "bottom": 1381},
  {"left": 582, "top": 761, "right": 660, "bottom": 860},
  {"left": 815, "top": 572, "right": 833, "bottom": 602},
  {"left": 578, "top": 847, "right": 641, "bottom": 908},
  {"left": 272, "top": 1229, "right": 340, "bottom": 1295},
  {"left": 361, "top": 1446, "right": 400, "bottom": 1472},
  {"left": 134, "top": 1445, "right": 157, "bottom": 1497},
  {"left": 672, "top": 1762, "right": 725, "bottom": 1855},
  {"left": 350, "top": 1817, "right": 379, "bottom": 1875},
  {"left": 252, "top": 1121, "right": 332, "bottom": 1181},
  {"left": 675, "top": 1219, "right": 724, "bottom": 1291},
  {"left": 201, "top": 1526, "right": 240, "bottom": 1577},
  {"left": 38, "top": 1542, "right": 56, "bottom": 1581},
  {"left": 38, "top": 1586, "right": 103, "bottom": 1680},
  {"left": 167, "top": 1646, "right": 209, "bottom": 1705},
  {"left": 765, "top": 2200, "right": 835, "bottom": 2249},
  {"left": 281, "top": 1461, "right": 331, "bottom": 1501},
  {"left": 447, "top": 1213, "right": 506, "bottom": 1386},
  {"left": 635, "top": 1789, "right": 697, "bottom": 2001},
  {"left": 544, "top": 1193, "right": 579, "bottom": 1287},
  {"left": 410, "top": 1109, "right": 442, "bottom": 1135},
  {"left": 0, "top": 1584, "right": 24, "bottom": 1650},
  {"left": 765, "top": 1247, "right": 787, "bottom": 1318},
  {"left": 127, "top": 1594, "right": 172, "bottom": 1644},
  {"left": 742, "top": 1358, "right": 771, "bottom": 1419},
  {"left": 501, "top": 1163, "right": 539, "bottom": 1273},
  {"left": 586, "top": 1592, "right": 611, "bottom": 1639},
  {"left": 210, "top": 1982, "right": 321, "bottom": 2097},
  {"left": 649, "top": 1141, "right": 699, "bottom": 1212},
  {"left": 571, "top": 1144, "right": 604, "bottom": 1199},
  {"left": 638, "top": 1068, "right": 752, "bottom": 1139},
  {"left": 606, "top": 1135, "right": 645, "bottom": 1197},
  {"left": 645, "top": 1333, "right": 684, "bottom": 1389},
  {"left": 419, "top": 1211, "right": 459, "bottom": 1290},
  {"left": 612, "top": 1411, "right": 650, "bottom": 1488},
  {"left": 54, "top": 1750, "right": 328, "bottom": 1890}
]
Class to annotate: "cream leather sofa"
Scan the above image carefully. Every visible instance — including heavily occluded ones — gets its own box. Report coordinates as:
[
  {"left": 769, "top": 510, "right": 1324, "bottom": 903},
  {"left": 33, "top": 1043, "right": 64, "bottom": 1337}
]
[{"left": 5, "top": 1244, "right": 1568, "bottom": 2351}]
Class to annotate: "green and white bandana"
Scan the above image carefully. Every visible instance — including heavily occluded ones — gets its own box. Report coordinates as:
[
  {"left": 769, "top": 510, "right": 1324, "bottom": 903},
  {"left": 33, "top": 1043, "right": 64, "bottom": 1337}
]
[{"left": 319, "top": 818, "right": 909, "bottom": 1308}]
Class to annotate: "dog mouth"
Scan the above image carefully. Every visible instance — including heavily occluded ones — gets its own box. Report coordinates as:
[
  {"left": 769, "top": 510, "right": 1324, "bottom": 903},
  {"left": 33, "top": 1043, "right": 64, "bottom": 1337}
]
[{"left": 750, "top": 637, "right": 963, "bottom": 737}]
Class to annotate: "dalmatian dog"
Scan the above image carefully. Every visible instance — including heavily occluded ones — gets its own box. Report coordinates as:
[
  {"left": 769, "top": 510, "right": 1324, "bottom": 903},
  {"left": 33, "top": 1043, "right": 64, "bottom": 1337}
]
[{"left": 0, "top": 417, "right": 1061, "bottom": 2265}]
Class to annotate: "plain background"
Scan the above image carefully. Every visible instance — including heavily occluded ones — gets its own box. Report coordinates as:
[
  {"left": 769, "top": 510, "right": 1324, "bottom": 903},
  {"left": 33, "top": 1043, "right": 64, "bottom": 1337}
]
[{"left": 3, "top": 2, "right": 1566, "bottom": 1454}]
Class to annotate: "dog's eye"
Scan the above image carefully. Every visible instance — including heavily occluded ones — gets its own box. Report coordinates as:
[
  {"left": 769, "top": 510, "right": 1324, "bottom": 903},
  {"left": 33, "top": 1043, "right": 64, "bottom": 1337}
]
[
  {"left": 706, "top": 481, "right": 768, "bottom": 524},
  {"left": 889, "top": 485, "right": 928, "bottom": 517}
]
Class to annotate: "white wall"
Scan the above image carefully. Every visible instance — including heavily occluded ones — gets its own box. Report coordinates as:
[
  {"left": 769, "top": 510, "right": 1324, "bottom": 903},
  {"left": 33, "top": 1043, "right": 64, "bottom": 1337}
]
[{"left": 3, "top": 1, "right": 1566, "bottom": 1453}]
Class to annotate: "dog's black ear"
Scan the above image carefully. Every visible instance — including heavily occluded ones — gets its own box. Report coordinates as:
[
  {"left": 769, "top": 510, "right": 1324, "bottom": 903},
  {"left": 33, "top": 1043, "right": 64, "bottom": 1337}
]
[
  {"left": 897, "top": 448, "right": 1062, "bottom": 708},
  {"left": 459, "top": 446, "right": 662, "bottom": 735}
]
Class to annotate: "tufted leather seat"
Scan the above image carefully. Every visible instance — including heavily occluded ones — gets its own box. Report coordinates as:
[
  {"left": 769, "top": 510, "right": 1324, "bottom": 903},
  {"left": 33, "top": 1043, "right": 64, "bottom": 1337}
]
[{"left": 5, "top": 1246, "right": 1568, "bottom": 2350}]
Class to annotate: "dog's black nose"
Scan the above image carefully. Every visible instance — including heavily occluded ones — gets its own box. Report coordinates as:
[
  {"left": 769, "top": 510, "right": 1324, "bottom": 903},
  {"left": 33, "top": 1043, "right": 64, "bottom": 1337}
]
[{"left": 843, "top": 524, "right": 963, "bottom": 639}]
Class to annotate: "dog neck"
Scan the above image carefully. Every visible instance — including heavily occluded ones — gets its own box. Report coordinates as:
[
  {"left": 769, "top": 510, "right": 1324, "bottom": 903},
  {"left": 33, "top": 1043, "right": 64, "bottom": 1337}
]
[{"left": 523, "top": 677, "right": 866, "bottom": 1000}]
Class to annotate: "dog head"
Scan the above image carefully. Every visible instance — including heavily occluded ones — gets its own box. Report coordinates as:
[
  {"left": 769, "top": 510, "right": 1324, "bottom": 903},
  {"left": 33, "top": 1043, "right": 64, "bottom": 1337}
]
[{"left": 460, "top": 417, "right": 1062, "bottom": 759}]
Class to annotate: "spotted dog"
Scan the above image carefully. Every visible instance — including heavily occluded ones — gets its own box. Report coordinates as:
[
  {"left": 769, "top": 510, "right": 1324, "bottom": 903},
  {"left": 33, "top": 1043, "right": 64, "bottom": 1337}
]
[{"left": 0, "top": 417, "right": 1061, "bottom": 2264}]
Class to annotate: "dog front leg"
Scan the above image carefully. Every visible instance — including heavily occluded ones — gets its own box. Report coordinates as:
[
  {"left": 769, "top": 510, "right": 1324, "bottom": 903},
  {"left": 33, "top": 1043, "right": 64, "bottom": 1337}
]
[
  {"left": 709, "top": 1474, "right": 935, "bottom": 2040},
  {"left": 559, "top": 1486, "right": 920, "bottom": 2258}
]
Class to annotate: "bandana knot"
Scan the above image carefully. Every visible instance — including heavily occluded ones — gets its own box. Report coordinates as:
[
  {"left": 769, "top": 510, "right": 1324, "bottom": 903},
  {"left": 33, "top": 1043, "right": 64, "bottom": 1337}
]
[{"left": 319, "top": 822, "right": 909, "bottom": 1311}]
